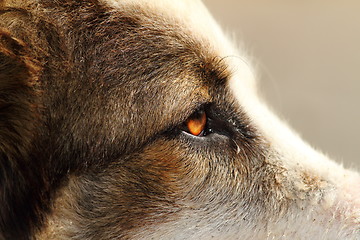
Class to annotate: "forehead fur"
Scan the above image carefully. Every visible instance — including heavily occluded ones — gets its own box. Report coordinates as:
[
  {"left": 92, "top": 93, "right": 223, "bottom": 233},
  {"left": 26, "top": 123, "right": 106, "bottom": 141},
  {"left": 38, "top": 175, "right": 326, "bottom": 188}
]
[{"left": 103, "top": 0, "right": 257, "bottom": 91}]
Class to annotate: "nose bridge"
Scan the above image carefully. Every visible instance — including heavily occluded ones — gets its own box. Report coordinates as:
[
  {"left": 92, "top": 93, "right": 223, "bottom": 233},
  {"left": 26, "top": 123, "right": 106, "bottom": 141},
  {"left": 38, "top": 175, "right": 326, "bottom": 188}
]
[
  {"left": 251, "top": 94, "right": 357, "bottom": 190},
  {"left": 229, "top": 74, "right": 360, "bottom": 232},
  {"left": 257, "top": 101, "right": 359, "bottom": 194},
  {"left": 258, "top": 104, "right": 360, "bottom": 234},
  {"left": 229, "top": 73, "right": 345, "bottom": 177}
]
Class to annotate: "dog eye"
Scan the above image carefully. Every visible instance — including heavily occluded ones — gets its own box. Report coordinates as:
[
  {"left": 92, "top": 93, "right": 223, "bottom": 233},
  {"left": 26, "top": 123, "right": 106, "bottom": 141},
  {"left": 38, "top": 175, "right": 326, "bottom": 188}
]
[{"left": 183, "top": 109, "right": 209, "bottom": 137}]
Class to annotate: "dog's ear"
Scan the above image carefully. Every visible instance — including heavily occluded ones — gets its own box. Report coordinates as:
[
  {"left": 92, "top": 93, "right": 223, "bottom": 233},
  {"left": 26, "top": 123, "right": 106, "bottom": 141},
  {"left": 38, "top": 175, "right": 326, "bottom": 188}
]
[
  {"left": 0, "top": 27, "right": 41, "bottom": 167},
  {"left": 0, "top": 28, "right": 42, "bottom": 238}
]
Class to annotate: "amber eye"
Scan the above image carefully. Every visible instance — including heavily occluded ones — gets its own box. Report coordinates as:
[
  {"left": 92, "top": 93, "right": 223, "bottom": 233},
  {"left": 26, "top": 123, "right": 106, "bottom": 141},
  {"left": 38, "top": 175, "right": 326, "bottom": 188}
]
[{"left": 185, "top": 110, "right": 207, "bottom": 136}]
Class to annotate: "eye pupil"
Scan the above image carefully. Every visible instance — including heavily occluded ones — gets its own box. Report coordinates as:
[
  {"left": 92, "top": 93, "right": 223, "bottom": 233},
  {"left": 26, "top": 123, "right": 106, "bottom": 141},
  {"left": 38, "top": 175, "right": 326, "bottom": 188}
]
[{"left": 186, "top": 111, "right": 207, "bottom": 136}]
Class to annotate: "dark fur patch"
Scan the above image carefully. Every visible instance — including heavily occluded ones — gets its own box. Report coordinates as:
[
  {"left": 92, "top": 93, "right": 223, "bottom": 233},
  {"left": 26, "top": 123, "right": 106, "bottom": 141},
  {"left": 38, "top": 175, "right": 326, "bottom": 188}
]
[{"left": 0, "top": 28, "right": 43, "bottom": 239}]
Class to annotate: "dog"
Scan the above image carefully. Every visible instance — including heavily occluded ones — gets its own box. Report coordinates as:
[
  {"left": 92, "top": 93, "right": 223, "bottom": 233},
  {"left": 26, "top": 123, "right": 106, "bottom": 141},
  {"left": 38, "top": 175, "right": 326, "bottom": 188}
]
[{"left": 0, "top": 0, "right": 359, "bottom": 239}]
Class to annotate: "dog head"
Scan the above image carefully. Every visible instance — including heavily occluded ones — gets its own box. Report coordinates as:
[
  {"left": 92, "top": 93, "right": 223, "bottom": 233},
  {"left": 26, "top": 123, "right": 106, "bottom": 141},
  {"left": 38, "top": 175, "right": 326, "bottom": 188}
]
[{"left": 0, "top": 0, "right": 359, "bottom": 239}]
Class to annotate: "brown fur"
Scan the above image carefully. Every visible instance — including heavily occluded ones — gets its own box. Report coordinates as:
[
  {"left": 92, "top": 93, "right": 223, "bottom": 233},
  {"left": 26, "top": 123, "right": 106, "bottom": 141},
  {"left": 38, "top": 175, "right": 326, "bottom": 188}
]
[
  {"left": 0, "top": 1, "right": 298, "bottom": 239},
  {"left": 0, "top": 26, "right": 44, "bottom": 239}
]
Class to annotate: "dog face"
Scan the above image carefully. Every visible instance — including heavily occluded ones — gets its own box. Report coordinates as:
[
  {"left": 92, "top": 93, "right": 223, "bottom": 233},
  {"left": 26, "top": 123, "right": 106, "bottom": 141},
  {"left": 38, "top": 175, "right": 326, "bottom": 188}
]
[{"left": 0, "top": 0, "right": 359, "bottom": 239}]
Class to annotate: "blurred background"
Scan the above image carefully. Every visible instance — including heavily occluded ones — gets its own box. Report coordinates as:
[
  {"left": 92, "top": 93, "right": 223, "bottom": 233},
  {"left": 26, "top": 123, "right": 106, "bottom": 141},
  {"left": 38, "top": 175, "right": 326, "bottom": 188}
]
[{"left": 204, "top": 0, "right": 360, "bottom": 169}]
